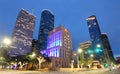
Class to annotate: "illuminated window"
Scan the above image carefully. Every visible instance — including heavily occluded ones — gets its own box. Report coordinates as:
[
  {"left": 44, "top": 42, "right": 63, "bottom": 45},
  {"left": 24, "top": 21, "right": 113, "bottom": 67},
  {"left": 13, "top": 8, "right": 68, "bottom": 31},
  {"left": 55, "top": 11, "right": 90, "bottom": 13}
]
[
  {"left": 94, "top": 22, "right": 96, "bottom": 25},
  {"left": 88, "top": 25, "right": 91, "bottom": 28}
]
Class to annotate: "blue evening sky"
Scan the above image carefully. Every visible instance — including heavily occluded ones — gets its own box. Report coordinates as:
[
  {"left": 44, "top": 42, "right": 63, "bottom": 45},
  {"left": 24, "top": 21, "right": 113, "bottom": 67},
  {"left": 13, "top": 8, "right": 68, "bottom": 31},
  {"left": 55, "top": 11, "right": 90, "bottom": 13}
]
[{"left": 0, "top": 0, "right": 120, "bottom": 58}]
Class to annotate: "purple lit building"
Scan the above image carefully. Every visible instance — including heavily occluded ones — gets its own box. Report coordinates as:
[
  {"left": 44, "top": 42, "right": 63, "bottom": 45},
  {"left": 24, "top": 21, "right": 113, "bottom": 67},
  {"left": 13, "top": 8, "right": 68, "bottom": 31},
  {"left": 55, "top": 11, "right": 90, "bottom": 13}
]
[{"left": 41, "top": 25, "right": 72, "bottom": 68}]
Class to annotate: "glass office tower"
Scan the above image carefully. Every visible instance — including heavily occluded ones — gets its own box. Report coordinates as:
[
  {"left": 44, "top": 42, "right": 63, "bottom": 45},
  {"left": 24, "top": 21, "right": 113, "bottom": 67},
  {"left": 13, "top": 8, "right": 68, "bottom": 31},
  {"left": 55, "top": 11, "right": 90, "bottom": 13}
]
[
  {"left": 38, "top": 10, "right": 54, "bottom": 51},
  {"left": 101, "top": 33, "right": 115, "bottom": 63},
  {"left": 86, "top": 15, "right": 104, "bottom": 60}
]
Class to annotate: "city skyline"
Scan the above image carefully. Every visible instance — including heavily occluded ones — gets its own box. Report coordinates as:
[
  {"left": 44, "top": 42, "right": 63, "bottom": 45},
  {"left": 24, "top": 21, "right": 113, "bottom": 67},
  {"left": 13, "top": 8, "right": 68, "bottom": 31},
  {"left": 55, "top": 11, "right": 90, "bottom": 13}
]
[{"left": 0, "top": 0, "right": 120, "bottom": 58}]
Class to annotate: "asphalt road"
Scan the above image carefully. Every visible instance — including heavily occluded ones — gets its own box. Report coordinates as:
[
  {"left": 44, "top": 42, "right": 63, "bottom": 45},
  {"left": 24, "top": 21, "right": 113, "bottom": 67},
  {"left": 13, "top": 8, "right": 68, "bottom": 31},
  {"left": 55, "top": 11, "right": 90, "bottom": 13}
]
[
  {"left": 103, "top": 68, "right": 120, "bottom": 74},
  {"left": 0, "top": 68, "right": 120, "bottom": 74}
]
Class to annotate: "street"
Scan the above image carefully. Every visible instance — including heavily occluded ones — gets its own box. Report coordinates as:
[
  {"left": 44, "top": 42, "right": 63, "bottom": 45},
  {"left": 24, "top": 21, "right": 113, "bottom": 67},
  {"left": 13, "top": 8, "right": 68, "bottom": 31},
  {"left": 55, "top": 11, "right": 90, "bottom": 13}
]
[
  {"left": 103, "top": 68, "right": 120, "bottom": 74},
  {"left": 0, "top": 68, "right": 120, "bottom": 74}
]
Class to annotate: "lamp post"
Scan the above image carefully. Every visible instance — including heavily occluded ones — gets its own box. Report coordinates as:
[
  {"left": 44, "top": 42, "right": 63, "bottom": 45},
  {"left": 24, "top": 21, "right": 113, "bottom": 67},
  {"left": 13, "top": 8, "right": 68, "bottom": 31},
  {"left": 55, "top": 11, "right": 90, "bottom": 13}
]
[
  {"left": 94, "top": 44, "right": 103, "bottom": 60},
  {"left": 78, "top": 48, "right": 83, "bottom": 68},
  {"left": 0, "top": 37, "right": 11, "bottom": 67},
  {"left": 95, "top": 44, "right": 102, "bottom": 53},
  {"left": 89, "top": 54, "right": 94, "bottom": 68}
]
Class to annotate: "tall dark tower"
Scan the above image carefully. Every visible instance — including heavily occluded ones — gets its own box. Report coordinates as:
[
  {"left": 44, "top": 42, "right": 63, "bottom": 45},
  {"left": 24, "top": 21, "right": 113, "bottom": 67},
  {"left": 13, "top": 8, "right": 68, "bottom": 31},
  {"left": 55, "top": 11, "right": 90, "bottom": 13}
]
[
  {"left": 38, "top": 10, "right": 54, "bottom": 51},
  {"left": 86, "top": 15, "right": 104, "bottom": 60},
  {"left": 9, "top": 9, "right": 36, "bottom": 56},
  {"left": 101, "top": 33, "right": 115, "bottom": 63}
]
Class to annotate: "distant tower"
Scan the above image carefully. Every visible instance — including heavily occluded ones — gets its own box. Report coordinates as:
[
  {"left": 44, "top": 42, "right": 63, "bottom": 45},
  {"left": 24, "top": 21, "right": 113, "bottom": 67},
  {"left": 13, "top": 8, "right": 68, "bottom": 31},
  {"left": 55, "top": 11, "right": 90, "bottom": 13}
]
[
  {"left": 41, "top": 25, "right": 72, "bottom": 68},
  {"left": 101, "top": 33, "right": 115, "bottom": 63},
  {"left": 86, "top": 15, "right": 104, "bottom": 60},
  {"left": 38, "top": 10, "right": 54, "bottom": 51},
  {"left": 9, "top": 9, "right": 36, "bottom": 56},
  {"left": 31, "top": 39, "right": 38, "bottom": 53}
]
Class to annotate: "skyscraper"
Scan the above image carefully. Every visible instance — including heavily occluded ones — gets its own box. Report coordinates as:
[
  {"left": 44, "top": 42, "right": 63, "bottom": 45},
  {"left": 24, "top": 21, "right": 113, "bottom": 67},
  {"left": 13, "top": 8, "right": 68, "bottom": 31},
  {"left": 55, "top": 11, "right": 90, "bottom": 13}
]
[
  {"left": 86, "top": 15, "right": 104, "bottom": 60},
  {"left": 41, "top": 25, "right": 72, "bottom": 68},
  {"left": 8, "top": 9, "right": 36, "bottom": 56},
  {"left": 38, "top": 10, "right": 54, "bottom": 51},
  {"left": 101, "top": 33, "right": 115, "bottom": 63}
]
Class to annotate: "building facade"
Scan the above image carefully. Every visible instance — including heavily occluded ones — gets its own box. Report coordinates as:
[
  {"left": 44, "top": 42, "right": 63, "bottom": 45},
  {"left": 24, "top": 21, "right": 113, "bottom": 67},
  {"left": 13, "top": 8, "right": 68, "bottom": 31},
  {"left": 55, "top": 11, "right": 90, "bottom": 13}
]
[
  {"left": 86, "top": 15, "right": 104, "bottom": 60},
  {"left": 37, "top": 10, "right": 54, "bottom": 51},
  {"left": 116, "top": 57, "right": 120, "bottom": 64},
  {"left": 41, "top": 26, "right": 72, "bottom": 68},
  {"left": 79, "top": 41, "right": 92, "bottom": 56},
  {"left": 80, "top": 41, "right": 92, "bottom": 50},
  {"left": 101, "top": 33, "right": 115, "bottom": 63},
  {"left": 8, "top": 9, "right": 36, "bottom": 56}
]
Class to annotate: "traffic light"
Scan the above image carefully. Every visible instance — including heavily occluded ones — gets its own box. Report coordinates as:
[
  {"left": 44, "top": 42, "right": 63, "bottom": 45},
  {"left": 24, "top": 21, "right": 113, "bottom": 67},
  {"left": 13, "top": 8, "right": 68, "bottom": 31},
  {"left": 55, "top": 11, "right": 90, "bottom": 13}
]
[
  {"left": 87, "top": 49, "right": 93, "bottom": 54},
  {"left": 95, "top": 48, "right": 102, "bottom": 53},
  {"left": 104, "top": 63, "right": 108, "bottom": 67}
]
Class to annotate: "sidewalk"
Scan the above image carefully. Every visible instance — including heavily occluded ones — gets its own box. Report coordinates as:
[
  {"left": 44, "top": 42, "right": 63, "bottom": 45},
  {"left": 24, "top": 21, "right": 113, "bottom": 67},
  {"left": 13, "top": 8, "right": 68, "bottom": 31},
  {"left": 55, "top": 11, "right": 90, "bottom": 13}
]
[{"left": 85, "top": 68, "right": 109, "bottom": 74}]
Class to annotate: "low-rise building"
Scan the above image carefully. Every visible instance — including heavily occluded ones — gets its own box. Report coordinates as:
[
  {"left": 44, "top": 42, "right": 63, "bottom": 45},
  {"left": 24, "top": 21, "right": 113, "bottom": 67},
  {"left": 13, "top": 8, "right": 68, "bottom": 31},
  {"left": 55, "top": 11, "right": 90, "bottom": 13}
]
[{"left": 41, "top": 25, "right": 72, "bottom": 68}]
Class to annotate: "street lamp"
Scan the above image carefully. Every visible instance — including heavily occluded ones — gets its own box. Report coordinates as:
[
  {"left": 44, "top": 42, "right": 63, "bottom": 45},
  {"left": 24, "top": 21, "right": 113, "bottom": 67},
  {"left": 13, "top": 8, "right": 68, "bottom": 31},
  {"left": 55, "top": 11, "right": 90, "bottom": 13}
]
[
  {"left": 78, "top": 48, "right": 83, "bottom": 53},
  {"left": 30, "top": 52, "right": 36, "bottom": 58},
  {"left": 78, "top": 48, "right": 83, "bottom": 68},
  {"left": 0, "top": 37, "right": 11, "bottom": 65},
  {"left": 90, "top": 54, "right": 94, "bottom": 58},
  {"left": 95, "top": 44, "right": 102, "bottom": 53},
  {"left": 3, "top": 37, "right": 11, "bottom": 45},
  {"left": 97, "top": 44, "right": 101, "bottom": 48}
]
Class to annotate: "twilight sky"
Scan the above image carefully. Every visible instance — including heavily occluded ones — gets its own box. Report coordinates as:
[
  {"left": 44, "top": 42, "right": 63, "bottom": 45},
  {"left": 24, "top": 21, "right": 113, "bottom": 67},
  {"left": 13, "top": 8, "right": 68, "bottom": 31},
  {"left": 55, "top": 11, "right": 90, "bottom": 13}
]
[{"left": 0, "top": 0, "right": 120, "bottom": 58}]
